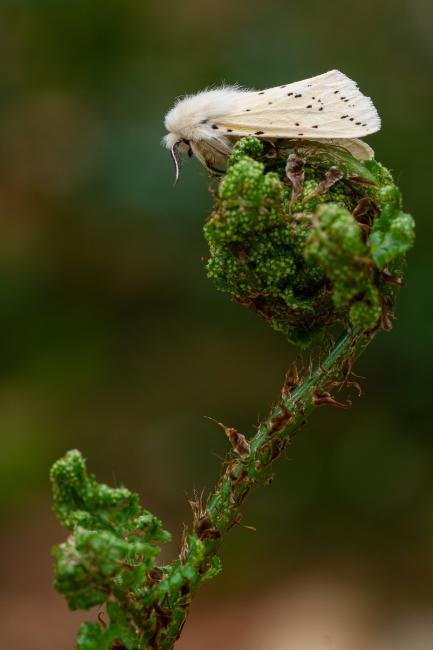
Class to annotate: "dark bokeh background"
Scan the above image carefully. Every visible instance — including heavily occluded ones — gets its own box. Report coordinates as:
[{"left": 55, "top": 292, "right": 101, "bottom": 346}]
[{"left": 1, "top": 1, "right": 432, "bottom": 648}]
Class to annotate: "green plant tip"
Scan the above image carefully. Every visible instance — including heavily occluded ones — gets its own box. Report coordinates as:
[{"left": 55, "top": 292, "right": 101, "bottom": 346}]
[{"left": 204, "top": 137, "right": 414, "bottom": 345}]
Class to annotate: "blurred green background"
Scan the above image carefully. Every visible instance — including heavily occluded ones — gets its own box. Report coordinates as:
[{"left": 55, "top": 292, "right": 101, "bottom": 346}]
[{"left": 1, "top": 1, "right": 432, "bottom": 648}]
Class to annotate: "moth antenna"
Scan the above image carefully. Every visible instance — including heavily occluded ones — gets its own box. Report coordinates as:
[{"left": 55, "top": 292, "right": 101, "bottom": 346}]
[{"left": 170, "top": 141, "right": 182, "bottom": 186}]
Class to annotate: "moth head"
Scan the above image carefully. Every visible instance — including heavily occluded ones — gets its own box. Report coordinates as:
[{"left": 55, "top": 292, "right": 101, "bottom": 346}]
[
  {"left": 163, "top": 88, "right": 240, "bottom": 183},
  {"left": 163, "top": 129, "right": 228, "bottom": 183}
]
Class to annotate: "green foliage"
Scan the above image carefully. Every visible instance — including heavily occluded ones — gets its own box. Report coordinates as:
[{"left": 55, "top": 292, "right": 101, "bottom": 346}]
[
  {"left": 205, "top": 138, "right": 414, "bottom": 344},
  {"left": 51, "top": 450, "right": 172, "bottom": 649},
  {"left": 369, "top": 184, "right": 415, "bottom": 268},
  {"left": 51, "top": 450, "right": 225, "bottom": 648},
  {"left": 51, "top": 449, "right": 171, "bottom": 544},
  {"left": 305, "top": 203, "right": 381, "bottom": 331},
  {"left": 76, "top": 622, "right": 121, "bottom": 650}
]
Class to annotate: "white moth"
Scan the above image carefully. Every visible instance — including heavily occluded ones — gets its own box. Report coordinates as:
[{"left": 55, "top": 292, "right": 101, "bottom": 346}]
[{"left": 163, "top": 69, "right": 381, "bottom": 182}]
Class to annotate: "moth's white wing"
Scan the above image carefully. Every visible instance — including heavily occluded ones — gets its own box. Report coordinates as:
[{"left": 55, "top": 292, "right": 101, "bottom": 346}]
[
  {"left": 213, "top": 70, "right": 380, "bottom": 140},
  {"left": 315, "top": 138, "right": 375, "bottom": 160}
]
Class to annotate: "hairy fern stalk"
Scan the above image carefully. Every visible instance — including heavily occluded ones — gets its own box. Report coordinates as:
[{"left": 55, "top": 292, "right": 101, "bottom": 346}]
[{"left": 50, "top": 137, "right": 414, "bottom": 649}]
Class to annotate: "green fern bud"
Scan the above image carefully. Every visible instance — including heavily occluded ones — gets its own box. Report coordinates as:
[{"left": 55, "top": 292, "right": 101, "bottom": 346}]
[{"left": 204, "top": 138, "right": 414, "bottom": 344}]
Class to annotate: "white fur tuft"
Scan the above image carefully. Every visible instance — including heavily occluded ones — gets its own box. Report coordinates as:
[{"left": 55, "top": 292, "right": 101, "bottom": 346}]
[{"left": 163, "top": 85, "right": 248, "bottom": 151}]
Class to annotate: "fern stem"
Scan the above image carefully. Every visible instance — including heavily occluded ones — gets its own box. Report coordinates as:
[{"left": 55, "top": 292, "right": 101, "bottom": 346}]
[{"left": 157, "top": 327, "right": 373, "bottom": 648}]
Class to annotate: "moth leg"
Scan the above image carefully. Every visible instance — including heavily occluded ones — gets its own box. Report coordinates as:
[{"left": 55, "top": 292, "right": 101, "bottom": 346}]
[
  {"left": 285, "top": 153, "right": 305, "bottom": 204},
  {"left": 262, "top": 139, "right": 278, "bottom": 160},
  {"left": 205, "top": 162, "right": 225, "bottom": 177}
]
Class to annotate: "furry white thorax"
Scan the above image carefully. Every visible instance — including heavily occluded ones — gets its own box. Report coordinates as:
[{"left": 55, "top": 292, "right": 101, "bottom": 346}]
[{"left": 163, "top": 86, "right": 244, "bottom": 152}]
